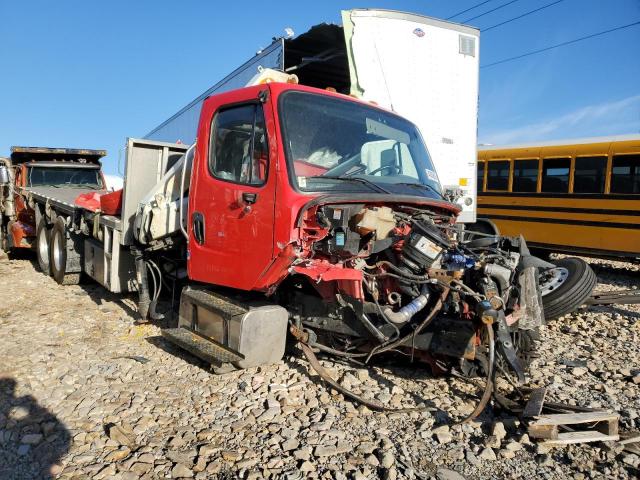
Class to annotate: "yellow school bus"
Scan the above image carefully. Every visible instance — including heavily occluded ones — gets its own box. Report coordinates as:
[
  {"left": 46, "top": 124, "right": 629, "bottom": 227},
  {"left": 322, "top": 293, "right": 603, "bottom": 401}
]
[{"left": 476, "top": 134, "right": 640, "bottom": 259}]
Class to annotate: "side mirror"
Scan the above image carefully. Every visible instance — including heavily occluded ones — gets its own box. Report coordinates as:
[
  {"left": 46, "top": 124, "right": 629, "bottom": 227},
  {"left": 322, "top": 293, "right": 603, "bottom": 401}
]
[{"left": 0, "top": 165, "right": 9, "bottom": 185}]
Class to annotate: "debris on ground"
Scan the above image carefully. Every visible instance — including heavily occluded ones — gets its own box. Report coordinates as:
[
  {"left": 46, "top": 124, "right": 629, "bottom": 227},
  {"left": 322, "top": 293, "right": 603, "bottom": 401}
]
[{"left": 0, "top": 254, "right": 638, "bottom": 479}]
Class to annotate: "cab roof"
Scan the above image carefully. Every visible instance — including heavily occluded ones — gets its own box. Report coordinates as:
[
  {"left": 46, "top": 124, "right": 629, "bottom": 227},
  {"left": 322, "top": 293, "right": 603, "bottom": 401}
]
[{"left": 10, "top": 146, "right": 106, "bottom": 165}]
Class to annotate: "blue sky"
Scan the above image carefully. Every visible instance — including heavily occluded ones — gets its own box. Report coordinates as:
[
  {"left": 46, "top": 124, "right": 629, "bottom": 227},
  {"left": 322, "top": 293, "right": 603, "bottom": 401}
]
[{"left": 1, "top": 0, "right": 638, "bottom": 179}]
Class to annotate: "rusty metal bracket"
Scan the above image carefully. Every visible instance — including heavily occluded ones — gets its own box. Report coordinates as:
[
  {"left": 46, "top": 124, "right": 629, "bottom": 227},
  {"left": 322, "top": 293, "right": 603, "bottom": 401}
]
[{"left": 495, "top": 312, "right": 526, "bottom": 384}]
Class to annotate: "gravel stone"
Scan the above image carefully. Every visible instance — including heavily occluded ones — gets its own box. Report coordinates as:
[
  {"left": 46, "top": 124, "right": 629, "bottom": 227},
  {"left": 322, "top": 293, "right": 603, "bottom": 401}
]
[
  {"left": 171, "top": 463, "right": 194, "bottom": 478},
  {"left": 20, "top": 433, "right": 43, "bottom": 445},
  {"left": 436, "top": 468, "right": 466, "bottom": 480},
  {"left": 0, "top": 254, "right": 638, "bottom": 479},
  {"left": 479, "top": 448, "right": 497, "bottom": 461},
  {"left": 380, "top": 450, "right": 395, "bottom": 469}
]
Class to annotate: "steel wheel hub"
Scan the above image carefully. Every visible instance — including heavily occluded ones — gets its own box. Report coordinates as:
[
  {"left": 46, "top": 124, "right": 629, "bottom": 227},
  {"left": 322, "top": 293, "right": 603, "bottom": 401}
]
[{"left": 539, "top": 266, "right": 569, "bottom": 296}]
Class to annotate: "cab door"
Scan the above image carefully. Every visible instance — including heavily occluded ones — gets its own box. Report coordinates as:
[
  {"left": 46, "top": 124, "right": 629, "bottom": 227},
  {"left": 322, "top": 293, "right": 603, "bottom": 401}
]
[{"left": 188, "top": 88, "right": 276, "bottom": 290}]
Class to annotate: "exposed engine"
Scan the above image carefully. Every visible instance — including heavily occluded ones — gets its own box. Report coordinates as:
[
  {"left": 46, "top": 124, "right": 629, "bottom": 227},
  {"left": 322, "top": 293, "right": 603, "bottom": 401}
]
[{"left": 287, "top": 203, "right": 546, "bottom": 386}]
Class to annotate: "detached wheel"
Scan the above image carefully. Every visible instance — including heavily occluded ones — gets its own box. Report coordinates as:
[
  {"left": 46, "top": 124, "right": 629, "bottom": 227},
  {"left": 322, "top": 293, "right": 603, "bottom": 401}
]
[
  {"left": 540, "top": 257, "right": 597, "bottom": 320},
  {"left": 36, "top": 218, "right": 52, "bottom": 275},
  {"left": 50, "top": 218, "right": 82, "bottom": 285}
]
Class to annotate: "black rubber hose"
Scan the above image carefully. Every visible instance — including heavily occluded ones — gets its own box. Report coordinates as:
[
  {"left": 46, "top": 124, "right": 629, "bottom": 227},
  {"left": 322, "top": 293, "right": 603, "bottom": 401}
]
[
  {"left": 134, "top": 251, "right": 151, "bottom": 321},
  {"left": 365, "top": 287, "right": 450, "bottom": 362},
  {"left": 458, "top": 323, "right": 495, "bottom": 424}
]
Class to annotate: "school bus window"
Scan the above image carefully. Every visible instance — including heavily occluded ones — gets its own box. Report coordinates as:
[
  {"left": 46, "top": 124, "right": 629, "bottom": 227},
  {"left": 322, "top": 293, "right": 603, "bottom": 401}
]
[
  {"left": 512, "top": 159, "right": 538, "bottom": 192},
  {"left": 573, "top": 156, "right": 607, "bottom": 193},
  {"left": 541, "top": 158, "right": 570, "bottom": 193},
  {"left": 610, "top": 154, "right": 640, "bottom": 194},
  {"left": 477, "top": 162, "right": 485, "bottom": 191},
  {"left": 486, "top": 161, "right": 509, "bottom": 190}
]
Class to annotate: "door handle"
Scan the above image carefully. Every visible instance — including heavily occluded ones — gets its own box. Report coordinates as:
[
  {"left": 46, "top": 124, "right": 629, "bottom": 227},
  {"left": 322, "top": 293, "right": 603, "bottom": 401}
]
[
  {"left": 192, "top": 212, "right": 205, "bottom": 245},
  {"left": 242, "top": 192, "right": 258, "bottom": 204}
]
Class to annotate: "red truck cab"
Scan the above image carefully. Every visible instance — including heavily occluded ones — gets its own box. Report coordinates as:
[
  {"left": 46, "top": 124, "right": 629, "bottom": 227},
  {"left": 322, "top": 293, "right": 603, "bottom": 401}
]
[{"left": 186, "top": 83, "right": 457, "bottom": 300}]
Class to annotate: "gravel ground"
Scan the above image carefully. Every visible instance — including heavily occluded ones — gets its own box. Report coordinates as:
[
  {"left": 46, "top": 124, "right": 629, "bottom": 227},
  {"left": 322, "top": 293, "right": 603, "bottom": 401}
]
[{"left": 0, "top": 253, "right": 638, "bottom": 479}]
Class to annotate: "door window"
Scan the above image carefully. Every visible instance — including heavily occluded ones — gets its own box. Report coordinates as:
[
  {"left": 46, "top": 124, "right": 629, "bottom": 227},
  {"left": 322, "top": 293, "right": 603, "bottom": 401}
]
[{"left": 209, "top": 104, "right": 268, "bottom": 185}]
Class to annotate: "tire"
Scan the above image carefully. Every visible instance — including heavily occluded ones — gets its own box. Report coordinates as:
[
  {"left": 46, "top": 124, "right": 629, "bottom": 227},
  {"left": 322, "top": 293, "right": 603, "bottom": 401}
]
[
  {"left": 36, "top": 218, "right": 52, "bottom": 275},
  {"left": 0, "top": 226, "right": 7, "bottom": 258},
  {"left": 540, "top": 257, "right": 597, "bottom": 320},
  {"left": 50, "top": 217, "right": 82, "bottom": 286},
  {"left": 464, "top": 218, "right": 500, "bottom": 242}
]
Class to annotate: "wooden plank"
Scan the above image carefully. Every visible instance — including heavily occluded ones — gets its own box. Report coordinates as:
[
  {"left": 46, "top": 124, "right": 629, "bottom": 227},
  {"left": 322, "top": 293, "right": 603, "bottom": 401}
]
[
  {"left": 604, "top": 418, "right": 618, "bottom": 437},
  {"left": 541, "top": 430, "right": 619, "bottom": 446},
  {"left": 522, "top": 387, "right": 547, "bottom": 418},
  {"left": 532, "top": 411, "right": 618, "bottom": 426},
  {"left": 619, "top": 434, "right": 640, "bottom": 446},
  {"left": 528, "top": 424, "right": 558, "bottom": 440}
]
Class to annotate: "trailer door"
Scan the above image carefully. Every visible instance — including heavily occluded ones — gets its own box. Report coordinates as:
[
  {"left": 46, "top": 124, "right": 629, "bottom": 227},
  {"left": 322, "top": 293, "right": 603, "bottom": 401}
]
[{"left": 188, "top": 88, "right": 276, "bottom": 290}]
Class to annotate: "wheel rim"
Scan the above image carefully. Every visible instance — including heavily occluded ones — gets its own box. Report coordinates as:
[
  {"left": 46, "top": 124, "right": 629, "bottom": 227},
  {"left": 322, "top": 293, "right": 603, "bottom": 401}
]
[
  {"left": 539, "top": 266, "right": 569, "bottom": 296},
  {"left": 52, "top": 232, "right": 63, "bottom": 272},
  {"left": 38, "top": 227, "right": 49, "bottom": 261}
]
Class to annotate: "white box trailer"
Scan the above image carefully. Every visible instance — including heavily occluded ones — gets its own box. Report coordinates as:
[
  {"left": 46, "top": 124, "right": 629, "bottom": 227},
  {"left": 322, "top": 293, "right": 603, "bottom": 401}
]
[{"left": 145, "top": 9, "right": 479, "bottom": 222}]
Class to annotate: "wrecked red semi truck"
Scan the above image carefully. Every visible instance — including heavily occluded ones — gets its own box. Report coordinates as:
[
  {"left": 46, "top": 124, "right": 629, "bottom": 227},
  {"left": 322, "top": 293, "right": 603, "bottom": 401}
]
[
  {"left": 0, "top": 9, "right": 595, "bottom": 416},
  {"left": 2, "top": 82, "right": 550, "bottom": 412},
  {"left": 172, "top": 83, "right": 547, "bottom": 384}
]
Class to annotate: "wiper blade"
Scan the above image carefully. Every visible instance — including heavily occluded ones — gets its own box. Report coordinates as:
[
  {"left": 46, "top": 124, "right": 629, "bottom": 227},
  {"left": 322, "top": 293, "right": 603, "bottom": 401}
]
[
  {"left": 397, "top": 182, "right": 445, "bottom": 200},
  {"left": 61, "top": 183, "right": 101, "bottom": 189},
  {"left": 315, "top": 176, "right": 391, "bottom": 194}
]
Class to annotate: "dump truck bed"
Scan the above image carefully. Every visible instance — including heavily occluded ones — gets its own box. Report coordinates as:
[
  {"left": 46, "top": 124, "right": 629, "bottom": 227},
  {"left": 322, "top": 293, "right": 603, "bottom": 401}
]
[
  {"left": 21, "top": 186, "right": 103, "bottom": 214},
  {"left": 20, "top": 186, "right": 123, "bottom": 236}
]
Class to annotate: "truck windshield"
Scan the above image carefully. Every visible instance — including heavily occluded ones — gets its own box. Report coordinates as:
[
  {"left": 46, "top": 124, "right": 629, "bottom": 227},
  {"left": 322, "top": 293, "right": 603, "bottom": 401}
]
[
  {"left": 28, "top": 167, "right": 102, "bottom": 188},
  {"left": 279, "top": 91, "right": 442, "bottom": 197}
]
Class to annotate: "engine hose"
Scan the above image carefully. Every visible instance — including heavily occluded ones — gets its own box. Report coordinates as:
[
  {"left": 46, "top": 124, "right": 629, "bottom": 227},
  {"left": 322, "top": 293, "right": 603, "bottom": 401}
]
[
  {"left": 457, "top": 323, "right": 495, "bottom": 424},
  {"left": 310, "top": 341, "right": 368, "bottom": 359},
  {"left": 134, "top": 252, "right": 151, "bottom": 321},
  {"left": 148, "top": 260, "right": 164, "bottom": 301},
  {"left": 365, "top": 287, "right": 450, "bottom": 363},
  {"left": 299, "top": 341, "right": 435, "bottom": 413},
  {"left": 383, "top": 286, "right": 430, "bottom": 324},
  {"left": 146, "top": 262, "right": 158, "bottom": 302},
  {"left": 362, "top": 280, "right": 400, "bottom": 342},
  {"left": 363, "top": 270, "right": 433, "bottom": 283},
  {"left": 484, "top": 263, "right": 511, "bottom": 292},
  {"left": 376, "top": 260, "right": 431, "bottom": 281},
  {"left": 295, "top": 293, "right": 497, "bottom": 421}
]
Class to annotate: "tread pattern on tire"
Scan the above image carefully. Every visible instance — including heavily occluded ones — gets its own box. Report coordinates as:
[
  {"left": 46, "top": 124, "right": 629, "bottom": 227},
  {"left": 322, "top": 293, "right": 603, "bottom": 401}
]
[
  {"left": 542, "top": 258, "right": 597, "bottom": 320},
  {"left": 50, "top": 218, "right": 83, "bottom": 286},
  {"left": 36, "top": 219, "right": 51, "bottom": 275},
  {"left": 59, "top": 273, "right": 81, "bottom": 286}
]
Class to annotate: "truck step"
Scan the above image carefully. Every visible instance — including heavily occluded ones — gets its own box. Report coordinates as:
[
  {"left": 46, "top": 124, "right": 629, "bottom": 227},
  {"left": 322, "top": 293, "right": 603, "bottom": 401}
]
[
  {"left": 162, "top": 327, "right": 245, "bottom": 365},
  {"left": 182, "top": 286, "right": 249, "bottom": 320}
]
